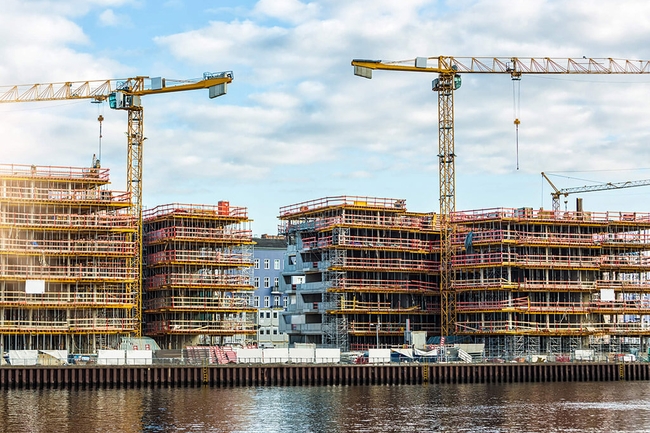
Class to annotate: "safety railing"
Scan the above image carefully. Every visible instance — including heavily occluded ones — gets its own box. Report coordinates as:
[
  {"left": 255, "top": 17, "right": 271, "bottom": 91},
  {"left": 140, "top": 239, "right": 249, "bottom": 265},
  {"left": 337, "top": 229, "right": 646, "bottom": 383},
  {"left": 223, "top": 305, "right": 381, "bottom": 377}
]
[
  {"left": 146, "top": 249, "right": 252, "bottom": 266},
  {"left": 455, "top": 320, "right": 650, "bottom": 335},
  {"left": 302, "top": 234, "right": 436, "bottom": 252},
  {"left": 0, "top": 211, "right": 135, "bottom": 229},
  {"left": 144, "top": 226, "right": 252, "bottom": 243},
  {"left": 329, "top": 256, "right": 438, "bottom": 272},
  {"left": 144, "top": 202, "right": 248, "bottom": 220},
  {"left": 452, "top": 207, "right": 650, "bottom": 224},
  {"left": 1, "top": 238, "right": 136, "bottom": 255},
  {"left": 0, "top": 263, "right": 137, "bottom": 280},
  {"left": 0, "top": 163, "right": 110, "bottom": 182},
  {"left": 348, "top": 321, "right": 438, "bottom": 334},
  {"left": 0, "top": 186, "right": 130, "bottom": 204},
  {"left": 0, "top": 317, "right": 136, "bottom": 333},
  {"left": 145, "top": 319, "right": 256, "bottom": 334},
  {"left": 280, "top": 213, "right": 438, "bottom": 234},
  {"left": 144, "top": 296, "right": 251, "bottom": 311},
  {"left": 145, "top": 273, "right": 251, "bottom": 290},
  {"left": 0, "top": 290, "right": 135, "bottom": 307},
  {"left": 330, "top": 278, "right": 438, "bottom": 292},
  {"left": 279, "top": 196, "right": 408, "bottom": 216}
]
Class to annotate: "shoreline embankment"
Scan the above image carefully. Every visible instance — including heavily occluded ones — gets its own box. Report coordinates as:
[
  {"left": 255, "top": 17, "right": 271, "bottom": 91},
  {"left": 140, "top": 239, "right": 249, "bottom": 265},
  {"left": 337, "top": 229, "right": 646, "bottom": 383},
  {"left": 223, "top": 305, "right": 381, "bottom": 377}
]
[{"left": 0, "top": 362, "right": 647, "bottom": 388}]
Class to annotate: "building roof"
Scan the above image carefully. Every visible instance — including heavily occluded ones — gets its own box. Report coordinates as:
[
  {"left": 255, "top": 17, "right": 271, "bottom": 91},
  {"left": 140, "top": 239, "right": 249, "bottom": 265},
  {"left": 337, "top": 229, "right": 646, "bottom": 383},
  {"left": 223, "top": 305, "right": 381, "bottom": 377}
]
[{"left": 253, "top": 237, "right": 287, "bottom": 249}]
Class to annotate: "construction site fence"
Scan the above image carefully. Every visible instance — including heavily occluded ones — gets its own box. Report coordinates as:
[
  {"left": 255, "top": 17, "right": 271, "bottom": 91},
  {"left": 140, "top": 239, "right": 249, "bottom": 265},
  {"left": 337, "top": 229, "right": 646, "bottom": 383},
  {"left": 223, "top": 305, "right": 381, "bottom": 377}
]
[
  {"left": 145, "top": 273, "right": 252, "bottom": 290},
  {"left": 455, "top": 320, "right": 650, "bottom": 335},
  {"left": 0, "top": 211, "right": 135, "bottom": 229},
  {"left": 144, "top": 226, "right": 252, "bottom": 244},
  {"left": 279, "top": 213, "right": 438, "bottom": 235},
  {"left": 146, "top": 250, "right": 252, "bottom": 266},
  {"left": 453, "top": 229, "right": 650, "bottom": 247},
  {"left": 1, "top": 238, "right": 136, "bottom": 256},
  {"left": 301, "top": 234, "right": 436, "bottom": 252},
  {"left": 0, "top": 164, "right": 110, "bottom": 182},
  {"left": 144, "top": 203, "right": 248, "bottom": 220},
  {"left": 453, "top": 208, "right": 650, "bottom": 224}
]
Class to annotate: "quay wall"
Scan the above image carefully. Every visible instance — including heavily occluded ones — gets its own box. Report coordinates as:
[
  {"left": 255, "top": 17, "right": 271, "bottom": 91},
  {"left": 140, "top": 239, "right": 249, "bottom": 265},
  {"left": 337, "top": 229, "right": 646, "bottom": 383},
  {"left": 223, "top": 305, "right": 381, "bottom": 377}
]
[{"left": 0, "top": 363, "right": 648, "bottom": 388}]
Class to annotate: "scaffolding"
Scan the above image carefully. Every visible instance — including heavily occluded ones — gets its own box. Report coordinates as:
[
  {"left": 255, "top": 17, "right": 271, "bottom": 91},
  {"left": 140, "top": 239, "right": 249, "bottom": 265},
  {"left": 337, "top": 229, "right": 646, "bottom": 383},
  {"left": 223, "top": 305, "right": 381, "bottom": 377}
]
[
  {"left": 279, "top": 196, "right": 440, "bottom": 351},
  {"left": 453, "top": 206, "right": 650, "bottom": 360},
  {"left": 0, "top": 164, "right": 137, "bottom": 353},
  {"left": 142, "top": 202, "right": 256, "bottom": 349}
]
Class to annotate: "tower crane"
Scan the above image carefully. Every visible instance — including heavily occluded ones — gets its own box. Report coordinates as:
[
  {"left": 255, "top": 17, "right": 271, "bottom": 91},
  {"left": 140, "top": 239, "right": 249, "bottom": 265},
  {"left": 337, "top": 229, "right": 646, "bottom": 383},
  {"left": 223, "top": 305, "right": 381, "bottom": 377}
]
[
  {"left": 542, "top": 171, "right": 650, "bottom": 211},
  {"left": 352, "top": 56, "right": 650, "bottom": 337},
  {"left": 0, "top": 71, "right": 234, "bottom": 336}
]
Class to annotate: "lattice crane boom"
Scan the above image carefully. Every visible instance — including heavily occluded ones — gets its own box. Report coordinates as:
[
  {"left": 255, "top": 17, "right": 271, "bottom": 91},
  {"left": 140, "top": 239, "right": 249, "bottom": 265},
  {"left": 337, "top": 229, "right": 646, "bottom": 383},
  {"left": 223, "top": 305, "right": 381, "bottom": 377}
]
[
  {"left": 543, "top": 172, "right": 650, "bottom": 211},
  {"left": 1, "top": 71, "right": 234, "bottom": 337},
  {"left": 352, "top": 56, "right": 650, "bottom": 337}
]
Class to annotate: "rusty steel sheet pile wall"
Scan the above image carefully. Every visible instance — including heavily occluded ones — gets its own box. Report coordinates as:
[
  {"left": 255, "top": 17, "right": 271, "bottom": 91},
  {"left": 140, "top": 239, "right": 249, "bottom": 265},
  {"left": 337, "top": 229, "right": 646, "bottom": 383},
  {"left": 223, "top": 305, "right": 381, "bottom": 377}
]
[{"left": 0, "top": 363, "right": 649, "bottom": 389}]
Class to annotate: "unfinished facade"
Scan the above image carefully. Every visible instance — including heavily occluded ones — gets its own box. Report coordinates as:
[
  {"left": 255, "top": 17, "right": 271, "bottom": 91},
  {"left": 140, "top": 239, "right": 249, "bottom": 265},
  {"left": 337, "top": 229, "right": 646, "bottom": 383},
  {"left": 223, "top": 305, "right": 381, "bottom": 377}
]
[
  {"left": 0, "top": 164, "right": 137, "bottom": 353},
  {"left": 453, "top": 207, "right": 650, "bottom": 360},
  {"left": 143, "top": 203, "right": 256, "bottom": 349},
  {"left": 279, "top": 196, "right": 439, "bottom": 350}
]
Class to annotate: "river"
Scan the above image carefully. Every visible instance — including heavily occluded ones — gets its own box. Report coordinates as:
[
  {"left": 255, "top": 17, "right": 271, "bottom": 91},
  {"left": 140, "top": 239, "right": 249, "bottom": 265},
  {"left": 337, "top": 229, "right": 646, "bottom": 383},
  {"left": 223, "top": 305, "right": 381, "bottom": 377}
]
[{"left": 2, "top": 381, "right": 650, "bottom": 432}]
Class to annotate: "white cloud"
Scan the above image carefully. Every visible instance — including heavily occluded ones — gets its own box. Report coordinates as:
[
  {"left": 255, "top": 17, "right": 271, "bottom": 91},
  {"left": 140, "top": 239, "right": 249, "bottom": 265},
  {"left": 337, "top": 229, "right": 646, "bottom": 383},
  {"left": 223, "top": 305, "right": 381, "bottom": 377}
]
[
  {"left": 98, "top": 9, "right": 121, "bottom": 27},
  {"left": 4, "top": 0, "right": 650, "bottom": 234}
]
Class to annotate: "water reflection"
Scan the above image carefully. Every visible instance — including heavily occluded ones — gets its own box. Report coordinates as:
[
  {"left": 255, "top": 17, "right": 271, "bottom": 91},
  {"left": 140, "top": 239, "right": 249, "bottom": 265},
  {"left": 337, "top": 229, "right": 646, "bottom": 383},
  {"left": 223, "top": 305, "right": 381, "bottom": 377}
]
[{"left": 2, "top": 382, "right": 650, "bottom": 432}]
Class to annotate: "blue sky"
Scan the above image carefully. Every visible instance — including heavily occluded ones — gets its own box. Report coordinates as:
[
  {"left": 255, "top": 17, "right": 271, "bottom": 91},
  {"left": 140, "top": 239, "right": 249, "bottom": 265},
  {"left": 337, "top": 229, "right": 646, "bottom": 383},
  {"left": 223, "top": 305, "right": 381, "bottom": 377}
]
[{"left": 3, "top": 0, "right": 650, "bottom": 235}]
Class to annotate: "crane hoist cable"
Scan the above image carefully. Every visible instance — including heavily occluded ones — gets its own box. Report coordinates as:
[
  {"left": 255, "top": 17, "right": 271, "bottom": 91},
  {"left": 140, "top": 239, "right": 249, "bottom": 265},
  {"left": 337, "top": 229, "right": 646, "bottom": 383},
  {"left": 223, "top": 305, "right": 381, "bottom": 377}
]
[
  {"left": 97, "top": 114, "right": 104, "bottom": 168},
  {"left": 512, "top": 73, "right": 521, "bottom": 170}
]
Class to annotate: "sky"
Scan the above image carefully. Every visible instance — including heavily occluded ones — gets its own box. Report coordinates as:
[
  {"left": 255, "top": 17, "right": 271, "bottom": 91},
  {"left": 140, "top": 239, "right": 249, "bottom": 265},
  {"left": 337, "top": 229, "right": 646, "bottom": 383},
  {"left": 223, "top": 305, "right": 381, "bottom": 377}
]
[{"left": 3, "top": 0, "right": 650, "bottom": 235}]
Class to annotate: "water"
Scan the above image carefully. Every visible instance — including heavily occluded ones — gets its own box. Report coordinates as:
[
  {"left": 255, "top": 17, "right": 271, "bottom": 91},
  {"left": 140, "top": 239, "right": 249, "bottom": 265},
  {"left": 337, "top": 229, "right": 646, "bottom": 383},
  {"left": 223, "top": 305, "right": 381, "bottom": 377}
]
[{"left": 2, "top": 382, "right": 650, "bottom": 432}]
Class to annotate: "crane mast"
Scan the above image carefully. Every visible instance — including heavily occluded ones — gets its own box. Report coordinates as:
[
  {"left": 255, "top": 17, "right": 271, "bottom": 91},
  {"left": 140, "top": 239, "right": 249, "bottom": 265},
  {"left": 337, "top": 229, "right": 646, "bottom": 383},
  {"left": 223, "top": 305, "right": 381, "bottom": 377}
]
[
  {"left": 352, "top": 56, "right": 650, "bottom": 338},
  {"left": 0, "top": 71, "right": 233, "bottom": 336}
]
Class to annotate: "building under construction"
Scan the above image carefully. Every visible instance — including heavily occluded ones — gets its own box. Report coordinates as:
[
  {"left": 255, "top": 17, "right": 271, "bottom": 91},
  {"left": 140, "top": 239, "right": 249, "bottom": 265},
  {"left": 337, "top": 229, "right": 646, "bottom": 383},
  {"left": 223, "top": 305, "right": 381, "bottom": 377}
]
[
  {"left": 453, "top": 207, "right": 650, "bottom": 360},
  {"left": 278, "top": 196, "right": 440, "bottom": 350},
  {"left": 142, "top": 203, "right": 256, "bottom": 349},
  {"left": 0, "top": 164, "right": 137, "bottom": 353},
  {"left": 279, "top": 196, "right": 650, "bottom": 359}
]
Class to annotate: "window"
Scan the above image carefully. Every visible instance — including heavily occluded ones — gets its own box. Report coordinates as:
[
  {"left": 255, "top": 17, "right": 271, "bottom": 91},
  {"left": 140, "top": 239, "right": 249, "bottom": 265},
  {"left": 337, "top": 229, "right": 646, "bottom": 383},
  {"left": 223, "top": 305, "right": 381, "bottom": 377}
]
[
  {"left": 274, "top": 277, "right": 279, "bottom": 289},
  {"left": 273, "top": 311, "right": 278, "bottom": 319},
  {"left": 254, "top": 259, "right": 260, "bottom": 269},
  {"left": 266, "top": 311, "right": 271, "bottom": 319},
  {"left": 273, "top": 328, "right": 278, "bottom": 335},
  {"left": 254, "top": 277, "right": 260, "bottom": 288},
  {"left": 264, "top": 296, "right": 270, "bottom": 307},
  {"left": 283, "top": 297, "right": 289, "bottom": 308},
  {"left": 274, "top": 259, "right": 281, "bottom": 270},
  {"left": 274, "top": 296, "right": 280, "bottom": 307},
  {"left": 264, "top": 277, "right": 270, "bottom": 288},
  {"left": 264, "top": 259, "right": 270, "bottom": 269},
  {"left": 254, "top": 296, "right": 260, "bottom": 307}
]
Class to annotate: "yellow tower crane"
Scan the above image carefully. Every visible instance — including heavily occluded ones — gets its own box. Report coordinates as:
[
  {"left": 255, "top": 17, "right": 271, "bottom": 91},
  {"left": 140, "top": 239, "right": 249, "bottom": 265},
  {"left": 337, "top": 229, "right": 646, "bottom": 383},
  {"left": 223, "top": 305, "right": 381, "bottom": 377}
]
[
  {"left": 352, "top": 56, "right": 650, "bottom": 337},
  {"left": 0, "top": 71, "right": 234, "bottom": 336},
  {"left": 542, "top": 171, "right": 650, "bottom": 212}
]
